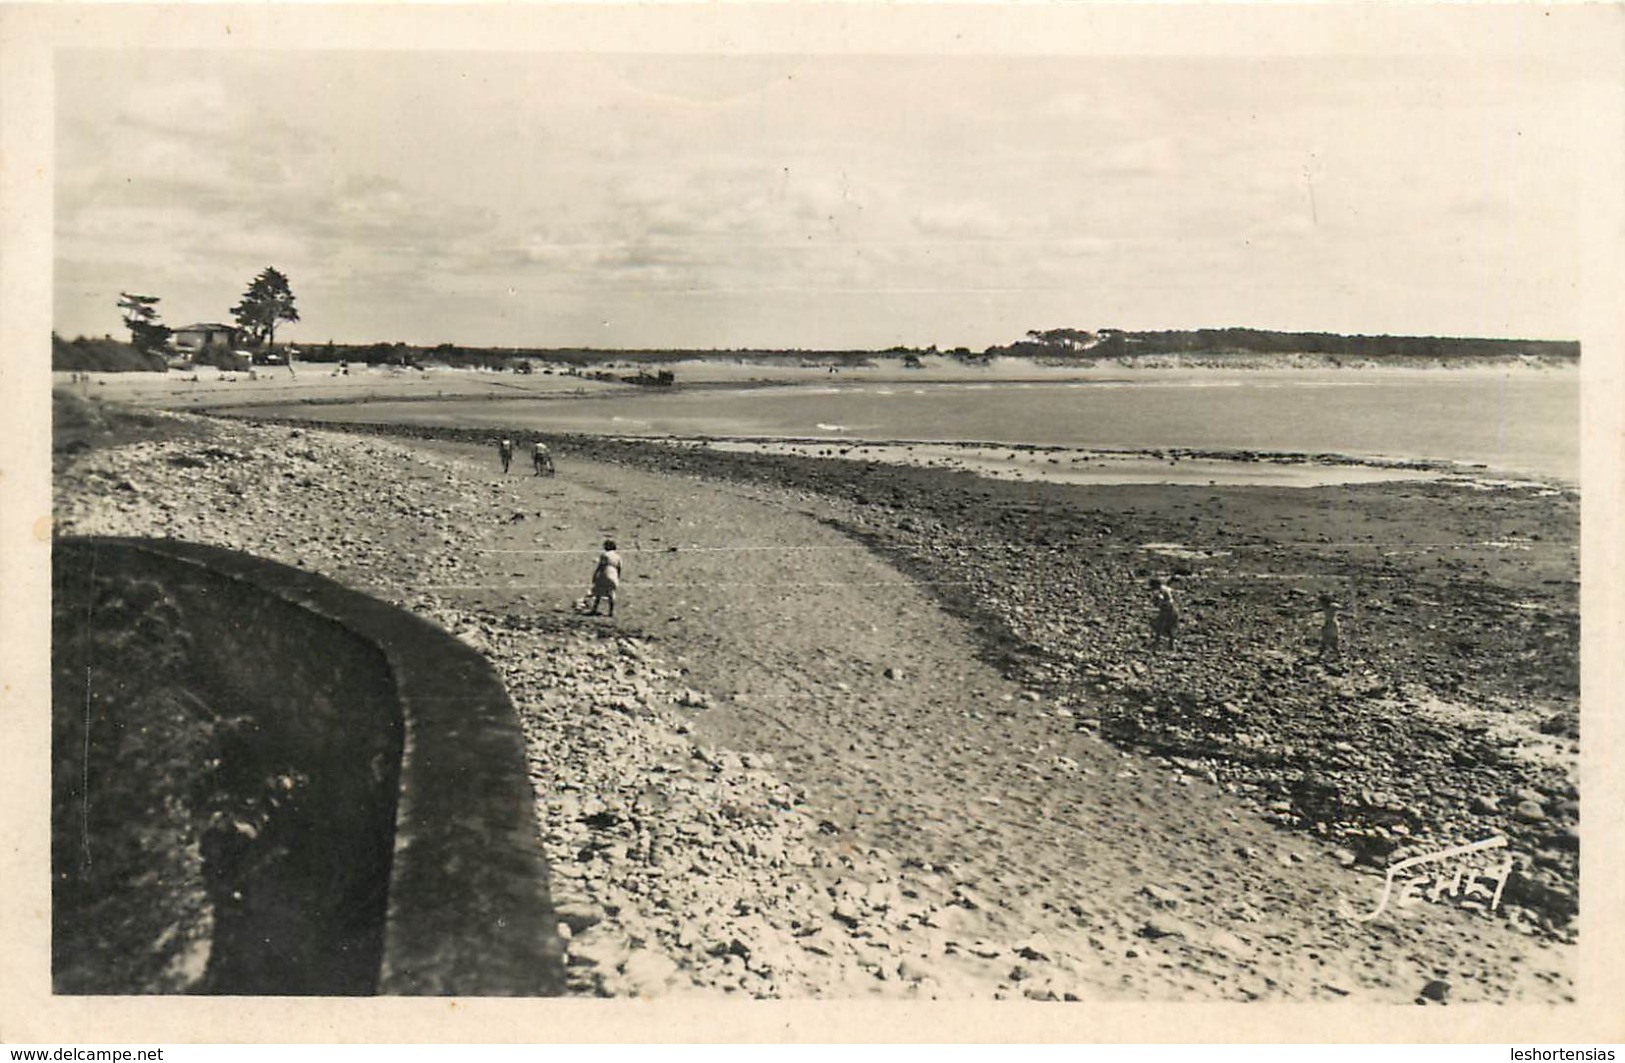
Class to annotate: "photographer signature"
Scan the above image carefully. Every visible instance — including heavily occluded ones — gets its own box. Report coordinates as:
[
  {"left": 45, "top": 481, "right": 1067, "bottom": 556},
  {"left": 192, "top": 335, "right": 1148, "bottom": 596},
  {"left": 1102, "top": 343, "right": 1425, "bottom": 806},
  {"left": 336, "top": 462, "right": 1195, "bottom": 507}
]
[{"left": 1339, "top": 835, "right": 1512, "bottom": 923}]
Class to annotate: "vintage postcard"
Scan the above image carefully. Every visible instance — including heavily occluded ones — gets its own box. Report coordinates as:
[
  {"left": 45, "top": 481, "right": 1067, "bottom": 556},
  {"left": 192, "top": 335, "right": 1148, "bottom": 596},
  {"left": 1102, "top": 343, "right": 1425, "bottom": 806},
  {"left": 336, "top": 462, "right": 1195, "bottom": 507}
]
[{"left": 2, "top": 1, "right": 1621, "bottom": 1046}]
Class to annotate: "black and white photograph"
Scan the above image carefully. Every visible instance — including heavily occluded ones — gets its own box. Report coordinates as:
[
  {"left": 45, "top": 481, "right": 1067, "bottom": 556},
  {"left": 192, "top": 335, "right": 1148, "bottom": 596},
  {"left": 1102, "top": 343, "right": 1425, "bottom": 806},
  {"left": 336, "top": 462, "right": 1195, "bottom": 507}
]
[{"left": 2, "top": 1, "right": 1622, "bottom": 1046}]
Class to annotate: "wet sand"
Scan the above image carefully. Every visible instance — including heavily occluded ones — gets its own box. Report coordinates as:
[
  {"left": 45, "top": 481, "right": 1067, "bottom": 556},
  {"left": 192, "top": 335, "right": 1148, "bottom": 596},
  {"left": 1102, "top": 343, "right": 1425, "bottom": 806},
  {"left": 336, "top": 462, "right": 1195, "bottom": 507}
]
[{"left": 681, "top": 438, "right": 1460, "bottom": 488}]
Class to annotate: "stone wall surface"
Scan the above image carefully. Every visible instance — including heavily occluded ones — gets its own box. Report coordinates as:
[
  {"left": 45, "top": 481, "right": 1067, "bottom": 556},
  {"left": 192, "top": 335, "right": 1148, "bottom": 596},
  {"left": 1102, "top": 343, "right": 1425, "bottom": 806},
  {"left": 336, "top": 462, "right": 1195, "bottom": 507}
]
[{"left": 52, "top": 537, "right": 564, "bottom": 996}]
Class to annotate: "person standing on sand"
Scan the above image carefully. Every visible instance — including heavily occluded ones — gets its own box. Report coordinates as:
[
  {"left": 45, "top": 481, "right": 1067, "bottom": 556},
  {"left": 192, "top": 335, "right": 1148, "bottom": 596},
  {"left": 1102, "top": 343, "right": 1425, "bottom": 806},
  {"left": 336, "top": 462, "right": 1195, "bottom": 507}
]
[
  {"left": 532, "top": 440, "right": 553, "bottom": 477},
  {"left": 1318, "top": 591, "right": 1343, "bottom": 661},
  {"left": 589, "top": 539, "right": 622, "bottom": 617},
  {"left": 1149, "top": 577, "right": 1179, "bottom": 650},
  {"left": 497, "top": 437, "right": 513, "bottom": 474}
]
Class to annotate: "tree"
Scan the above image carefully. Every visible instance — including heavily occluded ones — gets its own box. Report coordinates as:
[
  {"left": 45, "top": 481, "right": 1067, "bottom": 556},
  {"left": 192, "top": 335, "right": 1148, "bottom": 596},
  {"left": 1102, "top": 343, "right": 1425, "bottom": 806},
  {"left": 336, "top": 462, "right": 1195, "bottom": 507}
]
[
  {"left": 231, "top": 267, "right": 300, "bottom": 351},
  {"left": 117, "top": 292, "right": 172, "bottom": 354}
]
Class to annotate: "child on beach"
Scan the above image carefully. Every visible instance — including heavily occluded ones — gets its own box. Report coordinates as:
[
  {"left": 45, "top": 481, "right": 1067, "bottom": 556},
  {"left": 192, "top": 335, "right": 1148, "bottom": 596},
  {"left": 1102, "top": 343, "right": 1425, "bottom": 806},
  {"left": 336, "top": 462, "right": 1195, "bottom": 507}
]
[
  {"left": 1149, "top": 577, "right": 1179, "bottom": 650},
  {"left": 1317, "top": 591, "right": 1343, "bottom": 661},
  {"left": 532, "top": 440, "right": 553, "bottom": 477},
  {"left": 589, "top": 539, "right": 622, "bottom": 617},
  {"left": 497, "top": 438, "right": 514, "bottom": 474}
]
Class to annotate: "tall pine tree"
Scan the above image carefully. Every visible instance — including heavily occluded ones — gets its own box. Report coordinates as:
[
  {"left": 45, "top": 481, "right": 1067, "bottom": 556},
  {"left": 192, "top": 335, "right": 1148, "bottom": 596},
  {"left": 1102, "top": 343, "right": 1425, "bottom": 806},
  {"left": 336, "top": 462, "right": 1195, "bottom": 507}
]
[
  {"left": 231, "top": 267, "right": 300, "bottom": 351},
  {"left": 117, "top": 292, "right": 171, "bottom": 354}
]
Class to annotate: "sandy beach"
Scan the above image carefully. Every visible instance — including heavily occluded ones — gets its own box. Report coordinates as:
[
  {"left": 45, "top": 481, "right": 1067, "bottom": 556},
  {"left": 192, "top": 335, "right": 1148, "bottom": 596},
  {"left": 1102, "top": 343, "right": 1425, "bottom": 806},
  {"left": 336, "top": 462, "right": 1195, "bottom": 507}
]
[
  {"left": 57, "top": 356, "right": 1577, "bottom": 411},
  {"left": 52, "top": 393, "right": 1579, "bottom": 1001}
]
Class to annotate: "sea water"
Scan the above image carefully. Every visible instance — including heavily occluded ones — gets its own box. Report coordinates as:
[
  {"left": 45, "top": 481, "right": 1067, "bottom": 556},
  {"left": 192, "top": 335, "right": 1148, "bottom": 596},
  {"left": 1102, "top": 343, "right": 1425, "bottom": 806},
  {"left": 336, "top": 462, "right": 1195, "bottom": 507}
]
[{"left": 252, "top": 369, "right": 1579, "bottom": 484}]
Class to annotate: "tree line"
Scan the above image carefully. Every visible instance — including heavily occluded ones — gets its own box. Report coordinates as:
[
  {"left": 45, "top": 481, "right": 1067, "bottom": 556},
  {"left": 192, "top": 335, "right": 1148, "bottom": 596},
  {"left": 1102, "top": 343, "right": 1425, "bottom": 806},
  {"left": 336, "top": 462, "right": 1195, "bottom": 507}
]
[{"left": 989, "top": 327, "right": 1579, "bottom": 362}]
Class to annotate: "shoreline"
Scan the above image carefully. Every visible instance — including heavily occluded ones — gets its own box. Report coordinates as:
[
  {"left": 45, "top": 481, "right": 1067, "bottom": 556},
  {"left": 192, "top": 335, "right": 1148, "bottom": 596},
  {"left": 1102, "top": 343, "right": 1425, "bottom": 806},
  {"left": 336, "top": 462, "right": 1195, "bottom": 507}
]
[
  {"left": 54, "top": 355, "right": 1579, "bottom": 408},
  {"left": 50, "top": 396, "right": 1580, "bottom": 1000},
  {"left": 213, "top": 411, "right": 1581, "bottom": 922},
  {"left": 215, "top": 408, "right": 1577, "bottom": 492},
  {"left": 54, "top": 353, "right": 1581, "bottom": 383},
  {"left": 561, "top": 433, "right": 1582, "bottom": 923},
  {"left": 639, "top": 437, "right": 1559, "bottom": 490},
  {"left": 62, "top": 363, "right": 1580, "bottom": 487}
]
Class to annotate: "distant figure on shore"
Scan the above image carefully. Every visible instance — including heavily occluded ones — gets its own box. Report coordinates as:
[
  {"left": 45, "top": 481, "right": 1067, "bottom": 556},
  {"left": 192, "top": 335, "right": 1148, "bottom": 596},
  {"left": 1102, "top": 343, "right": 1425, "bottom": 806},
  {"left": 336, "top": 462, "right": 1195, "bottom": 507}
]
[
  {"left": 532, "top": 440, "right": 554, "bottom": 477},
  {"left": 497, "top": 438, "right": 514, "bottom": 474},
  {"left": 589, "top": 539, "right": 621, "bottom": 617},
  {"left": 1318, "top": 592, "right": 1343, "bottom": 661},
  {"left": 1149, "top": 577, "right": 1179, "bottom": 650}
]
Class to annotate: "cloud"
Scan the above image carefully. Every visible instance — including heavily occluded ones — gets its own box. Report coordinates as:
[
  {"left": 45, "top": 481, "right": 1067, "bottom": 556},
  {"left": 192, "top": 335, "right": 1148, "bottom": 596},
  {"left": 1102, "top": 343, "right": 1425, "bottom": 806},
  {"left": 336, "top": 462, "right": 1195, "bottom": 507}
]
[
  {"left": 112, "top": 74, "right": 242, "bottom": 139},
  {"left": 52, "top": 49, "right": 1588, "bottom": 347},
  {"left": 912, "top": 200, "right": 1006, "bottom": 240},
  {"left": 1090, "top": 136, "right": 1180, "bottom": 177},
  {"left": 606, "top": 166, "right": 880, "bottom": 245}
]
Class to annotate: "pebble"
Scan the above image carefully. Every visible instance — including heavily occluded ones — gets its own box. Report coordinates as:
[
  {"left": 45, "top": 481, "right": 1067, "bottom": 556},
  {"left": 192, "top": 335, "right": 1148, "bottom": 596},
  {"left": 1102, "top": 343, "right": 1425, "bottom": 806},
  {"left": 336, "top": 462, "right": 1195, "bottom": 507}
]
[
  {"left": 1139, "top": 884, "right": 1181, "bottom": 909},
  {"left": 1511, "top": 800, "right": 1546, "bottom": 823},
  {"left": 1139, "top": 917, "right": 1183, "bottom": 940},
  {"left": 1418, "top": 979, "right": 1451, "bottom": 1004}
]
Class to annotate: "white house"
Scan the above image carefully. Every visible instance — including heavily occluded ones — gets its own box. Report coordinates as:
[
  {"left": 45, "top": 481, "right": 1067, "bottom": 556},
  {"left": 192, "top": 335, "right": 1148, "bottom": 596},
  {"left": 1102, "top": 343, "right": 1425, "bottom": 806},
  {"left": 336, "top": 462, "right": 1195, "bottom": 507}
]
[{"left": 171, "top": 322, "right": 242, "bottom": 353}]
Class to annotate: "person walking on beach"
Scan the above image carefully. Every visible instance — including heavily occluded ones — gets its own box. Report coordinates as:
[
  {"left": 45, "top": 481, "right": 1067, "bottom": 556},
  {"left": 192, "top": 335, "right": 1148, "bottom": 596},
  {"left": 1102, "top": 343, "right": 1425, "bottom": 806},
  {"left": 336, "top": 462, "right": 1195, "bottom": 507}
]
[
  {"left": 532, "top": 440, "right": 554, "bottom": 477},
  {"left": 588, "top": 539, "right": 622, "bottom": 617},
  {"left": 497, "top": 437, "right": 514, "bottom": 474},
  {"left": 1317, "top": 591, "right": 1343, "bottom": 661},
  {"left": 1149, "top": 577, "right": 1179, "bottom": 650}
]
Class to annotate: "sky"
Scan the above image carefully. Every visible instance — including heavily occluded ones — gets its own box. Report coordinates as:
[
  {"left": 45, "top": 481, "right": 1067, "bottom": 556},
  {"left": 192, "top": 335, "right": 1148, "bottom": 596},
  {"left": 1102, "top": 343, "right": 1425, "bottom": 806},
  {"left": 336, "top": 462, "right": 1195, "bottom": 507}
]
[{"left": 53, "top": 44, "right": 1591, "bottom": 350}]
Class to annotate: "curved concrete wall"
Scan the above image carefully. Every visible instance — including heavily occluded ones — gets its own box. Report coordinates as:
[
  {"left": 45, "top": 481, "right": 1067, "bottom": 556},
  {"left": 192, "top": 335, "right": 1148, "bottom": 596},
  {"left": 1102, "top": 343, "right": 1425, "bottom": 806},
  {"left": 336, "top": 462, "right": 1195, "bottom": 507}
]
[{"left": 53, "top": 537, "right": 564, "bottom": 996}]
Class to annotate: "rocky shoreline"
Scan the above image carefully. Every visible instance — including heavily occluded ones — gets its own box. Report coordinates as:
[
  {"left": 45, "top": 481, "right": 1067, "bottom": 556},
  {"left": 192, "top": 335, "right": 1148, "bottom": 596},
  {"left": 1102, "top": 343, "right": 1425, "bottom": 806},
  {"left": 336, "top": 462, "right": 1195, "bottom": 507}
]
[
  {"left": 56, "top": 405, "right": 1111, "bottom": 998},
  {"left": 54, "top": 397, "right": 1580, "bottom": 1000},
  {"left": 557, "top": 434, "right": 1582, "bottom": 935},
  {"left": 226, "top": 412, "right": 1579, "bottom": 934}
]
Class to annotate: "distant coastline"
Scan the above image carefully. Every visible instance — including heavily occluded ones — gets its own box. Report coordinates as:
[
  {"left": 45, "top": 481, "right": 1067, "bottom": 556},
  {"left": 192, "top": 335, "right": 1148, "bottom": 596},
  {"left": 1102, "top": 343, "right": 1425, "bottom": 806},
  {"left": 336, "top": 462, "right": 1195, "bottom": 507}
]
[{"left": 51, "top": 324, "right": 1579, "bottom": 375}]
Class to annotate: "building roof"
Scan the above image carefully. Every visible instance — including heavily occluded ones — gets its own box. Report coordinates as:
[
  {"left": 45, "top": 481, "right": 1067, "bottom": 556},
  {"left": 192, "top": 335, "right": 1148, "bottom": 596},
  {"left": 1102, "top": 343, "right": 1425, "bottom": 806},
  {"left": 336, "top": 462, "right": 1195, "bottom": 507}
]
[{"left": 173, "top": 322, "right": 238, "bottom": 332}]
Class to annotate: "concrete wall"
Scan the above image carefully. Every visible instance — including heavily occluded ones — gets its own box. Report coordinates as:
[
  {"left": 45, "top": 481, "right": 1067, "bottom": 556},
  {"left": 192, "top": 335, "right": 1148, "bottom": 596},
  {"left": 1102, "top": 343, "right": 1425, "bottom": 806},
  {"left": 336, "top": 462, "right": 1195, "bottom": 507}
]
[{"left": 53, "top": 537, "right": 564, "bottom": 996}]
